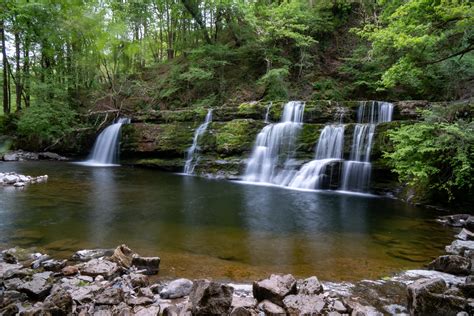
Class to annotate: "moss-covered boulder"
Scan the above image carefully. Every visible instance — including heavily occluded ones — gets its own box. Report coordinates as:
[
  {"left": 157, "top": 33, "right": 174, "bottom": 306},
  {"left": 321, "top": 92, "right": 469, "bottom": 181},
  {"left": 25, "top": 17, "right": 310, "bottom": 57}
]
[{"left": 211, "top": 120, "right": 264, "bottom": 156}]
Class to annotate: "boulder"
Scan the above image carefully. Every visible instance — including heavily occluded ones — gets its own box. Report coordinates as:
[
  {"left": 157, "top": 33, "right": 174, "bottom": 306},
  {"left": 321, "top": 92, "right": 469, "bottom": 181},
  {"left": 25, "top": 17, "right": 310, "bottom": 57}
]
[
  {"left": 61, "top": 265, "right": 79, "bottom": 276},
  {"left": 437, "top": 214, "right": 471, "bottom": 227},
  {"left": 18, "top": 271, "right": 53, "bottom": 300},
  {"left": 41, "top": 259, "right": 67, "bottom": 272},
  {"left": 297, "top": 276, "right": 324, "bottom": 295},
  {"left": 38, "top": 152, "right": 68, "bottom": 161},
  {"left": 189, "top": 279, "right": 234, "bottom": 315},
  {"left": 129, "top": 273, "right": 149, "bottom": 288},
  {"left": 80, "top": 259, "right": 119, "bottom": 279},
  {"left": 283, "top": 294, "right": 326, "bottom": 315},
  {"left": 133, "top": 305, "right": 162, "bottom": 316},
  {"left": 252, "top": 274, "right": 297, "bottom": 306},
  {"left": 109, "top": 244, "right": 135, "bottom": 268},
  {"left": 345, "top": 300, "right": 383, "bottom": 316},
  {"left": 428, "top": 255, "right": 471, "bottom": 275},
  {"left": 131, "top": 255, "right": 160, "bottom": 275},
  {"left": 0, "top": 262, "right": 23, "bottom": 278},
  {"left": 456, "top": 228, "right": 474, "bottom": 241},
  {"left": 160, "top": 278, "right": 193, "bottom": 299},
  {"left": 446, "top": 240, "right": 474, "bottom": 256},
  {"left": 43, "top": 286, "right": 73, "bottom": 315},
  {"left": 95, "top": 287, "right": 124, "bottom": 305},
  {"left": 407, "top": 278, "right": 466, "bottom": 315},
  {"left": 72, "top": 248, "right": 114, "bottom": 261},
  {"left": 257, "top": 300, "right": 286, "bottom": 315}
]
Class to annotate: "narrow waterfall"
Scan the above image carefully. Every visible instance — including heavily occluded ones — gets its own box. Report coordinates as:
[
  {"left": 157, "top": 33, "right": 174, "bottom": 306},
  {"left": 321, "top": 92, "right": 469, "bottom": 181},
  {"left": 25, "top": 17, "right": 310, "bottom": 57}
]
[
  {"left": 289, "top": 124, "right": 345, "bottom": 190},
  {"left": 184, "top": 109, "right": 213, "bottom": 174},
  {"left": 83, "top": 117, "right": 130, "bottom": 166},
  {"left": 264, "top": 101, "right": 272, "bottom": 123},
  {"left": 340, "top": 101, "right": 394, "bottom": 192},
  {"left": 244, "top": 101, "right": 305, "bottom": 185}
]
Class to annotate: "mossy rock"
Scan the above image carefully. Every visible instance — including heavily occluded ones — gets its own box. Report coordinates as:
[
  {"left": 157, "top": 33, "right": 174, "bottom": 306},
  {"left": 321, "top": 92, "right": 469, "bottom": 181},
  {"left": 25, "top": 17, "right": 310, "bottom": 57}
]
[
  {"left": 212, "top": 119, "right": 264, "bottom": 156},
  {"left": 129, "top": 158, "right": 185, "bottom": 172}
]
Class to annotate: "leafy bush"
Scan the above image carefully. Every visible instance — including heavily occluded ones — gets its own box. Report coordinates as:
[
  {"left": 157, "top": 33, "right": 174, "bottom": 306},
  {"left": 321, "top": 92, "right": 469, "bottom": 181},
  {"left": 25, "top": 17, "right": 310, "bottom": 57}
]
[
  {"left": 258, "top": 67, "right": 289, "bottom": 100},
  {"left": 17, "top": 103, "right": 78, "bottom": 149},
  {"left": 384, "top": 105, "right": 474, "bottom": 201}
]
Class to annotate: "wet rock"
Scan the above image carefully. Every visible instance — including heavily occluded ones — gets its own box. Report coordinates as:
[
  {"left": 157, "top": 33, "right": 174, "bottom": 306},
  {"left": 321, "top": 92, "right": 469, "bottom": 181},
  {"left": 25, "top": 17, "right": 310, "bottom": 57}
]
[
  {"left": 160, "top": 278, "right": 193, "bottom": 299},
  {"left": 0, "top": 262, "right": 25, "bottom": 278},
  {"left": 129, "top": 272, "right": 149, "bottom": 288},
  {"left": 18, "top": 271, "right": 53, "bottom": 299},
  {"left": 346, "top": 300, "right": 383, "bottom": 316},
  {"left": 438, "top": 214, "right": 471, "bottom": 227},
  {"left": 109, "top": 244, "right": 135, "bottom": 268},
  {"left": 456, "top": 228, "right": 474, "bottom": 241},
  {"left": 72, "top": 248, "right": 114, "bottom": 262},
  {"left": 189, "top": 279, "right": 234, "bottom": 315},
  {"left": 43, "top": 286, "right": 73, "bottom": 315},
  {"left": 446, "top": 240, "right": 474, "bottom": 256},
  {"left": 40, "top": 259, "right": 66, "bottom": 272},
  {"left": 80, "top": 258, "right": 119, "bottom": 279},
  {"left": 297, "top": 276, "right": 324, "bottom": 295},
  {"left": 131, "top": 255, "right": 160, "bottom": 275},
  {"left": 283, "top": 294, "right": 326, "bottom": 315},
  {"left": 95, "top": 287, "right": 124, "bottom": 305},
  {"left": 407, "top": 277, "right": 466, "bottom": 315},
  {"left": 252, "top": 274, "right": 297, "bottom": 306},
  {"left": 257, "top": 299, "right": 286, "bottom": 315},
  {"left": 428, "top": 255, "right": 472, "bottom": 275},
  {"left": 31, "top": 254, "right": 51, "bottom": 269},
  {"left": 61, "top": 265, "right": 79, "bottom": 276}
]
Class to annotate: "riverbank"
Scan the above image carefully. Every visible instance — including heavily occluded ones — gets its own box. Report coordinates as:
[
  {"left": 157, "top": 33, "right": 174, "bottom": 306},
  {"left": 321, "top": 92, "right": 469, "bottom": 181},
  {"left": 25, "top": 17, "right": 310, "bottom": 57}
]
[{"left": 1, "top": 215, "right": 472, "bottom": 315}]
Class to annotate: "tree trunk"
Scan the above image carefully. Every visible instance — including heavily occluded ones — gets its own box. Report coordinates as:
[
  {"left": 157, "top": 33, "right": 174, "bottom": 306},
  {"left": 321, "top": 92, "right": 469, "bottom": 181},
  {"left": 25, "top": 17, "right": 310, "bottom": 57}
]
[
  {"left": 1, "top": 19, "right": 10, "bottom": 114},
  {"left": 15, "top": 30, "right": 22, "bottom": 111},
  {"left": 181, "top": 0, "right": 212, "bottom": 45}
]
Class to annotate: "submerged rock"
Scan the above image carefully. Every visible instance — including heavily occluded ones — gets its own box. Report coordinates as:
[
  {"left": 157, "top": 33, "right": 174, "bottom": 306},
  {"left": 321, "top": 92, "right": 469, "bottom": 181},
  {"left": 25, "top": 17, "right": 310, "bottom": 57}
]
[
  {"left": 189, "top": 280, "right": 234, "bottom": 315},
  {"left": 160, "top": 278, "right": 193, "bottom": 299},
  {"left": 428, "top": 255, "right": 471, "bottom": 275},
  {"left": 252, "top": 274, "right": 297, "bottom": 306}
]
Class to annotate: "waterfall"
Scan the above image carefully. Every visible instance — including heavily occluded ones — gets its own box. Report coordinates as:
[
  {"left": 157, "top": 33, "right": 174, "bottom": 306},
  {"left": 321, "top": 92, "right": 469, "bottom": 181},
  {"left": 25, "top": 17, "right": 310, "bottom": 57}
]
[
  {"left": 184, "top": 109, "right": 213, "bottom": 174},
  {"left": 289, "top": 125, "right": 345, "bottom": 190},
  {"left": 264, "top": 101, "right": 272, "bottom": 123},
  {"left": 243, "top": 101, "right": 305, "bottom": 185},
  {"left": 83, "top": 118, "right": 130, "bottom": 166},
  {"left": 340, "top": 101, "right": 394, "bottom": 192}
]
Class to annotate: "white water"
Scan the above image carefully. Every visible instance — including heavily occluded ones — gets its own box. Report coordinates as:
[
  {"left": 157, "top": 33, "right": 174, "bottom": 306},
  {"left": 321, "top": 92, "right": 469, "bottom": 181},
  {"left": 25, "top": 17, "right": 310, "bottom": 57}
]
[
  {"left": 341, "top": 101, "right": 394, "bottom": 192},
  {"left": 244, "top": 101, "right": 305, "bottom": 185},
  {"left": 289, "top": 124, "right": 345, "bottom": 190},
  {"left": 184, "top": 109, "right": 213, "bottom": 174},
  {"left": 264, "top": 101, "right": 272, "bottom": 123},
  {"left": 81, "top": 118, "right": 130, "bottom": 167}
]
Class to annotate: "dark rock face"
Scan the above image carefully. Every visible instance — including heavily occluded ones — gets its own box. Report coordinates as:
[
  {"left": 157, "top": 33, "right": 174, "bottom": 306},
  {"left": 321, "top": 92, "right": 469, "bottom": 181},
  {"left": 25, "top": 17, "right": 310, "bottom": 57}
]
[
  {"left": 407, "top": 278, "right": 466, "bottom": 315},
  {"left": 160, "top": 278, "right": 193, "bottom": 299},
  {"left": 428, "top": 255, "right": 472, "bottom": 275},
  {"left": 252, "top": 274, "right": 297, "bottom": 307},
  {"left": 131, "top": 255, "right": 160, "bottom": 275},
  {"left": 189, "top": 280, "right": 234, "bottom": 315},
  {"left": 456, "top": 228, "right": 474, "bottom": 241}
]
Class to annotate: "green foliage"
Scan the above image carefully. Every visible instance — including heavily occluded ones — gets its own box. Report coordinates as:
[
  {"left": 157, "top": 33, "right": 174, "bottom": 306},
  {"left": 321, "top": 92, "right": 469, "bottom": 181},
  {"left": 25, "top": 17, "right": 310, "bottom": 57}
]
[
  {"left": 258, "top": 68, "right": 289, "bottom": 100},
  {"left": 17, "top": 103, "right": 77, "bottom": 148},
  {"left": 385, "top": 105, "right": 474, "bottom": 201}
]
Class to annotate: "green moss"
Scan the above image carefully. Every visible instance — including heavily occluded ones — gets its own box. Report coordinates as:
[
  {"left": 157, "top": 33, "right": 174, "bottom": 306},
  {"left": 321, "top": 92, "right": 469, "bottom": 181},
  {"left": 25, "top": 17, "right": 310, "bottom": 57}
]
[
  {"left": 295, "top": 124, "right": 324, "bottom": 158},
  {"left": 213, "top": 119, "right": 263, "bottom": 156}
]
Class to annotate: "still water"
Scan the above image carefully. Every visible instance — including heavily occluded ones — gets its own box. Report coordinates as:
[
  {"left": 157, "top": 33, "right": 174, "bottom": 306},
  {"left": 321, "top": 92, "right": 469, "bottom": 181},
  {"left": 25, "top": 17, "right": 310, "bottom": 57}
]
[{"left": 0, "top": 162, "right": 453, "bottom": 281}]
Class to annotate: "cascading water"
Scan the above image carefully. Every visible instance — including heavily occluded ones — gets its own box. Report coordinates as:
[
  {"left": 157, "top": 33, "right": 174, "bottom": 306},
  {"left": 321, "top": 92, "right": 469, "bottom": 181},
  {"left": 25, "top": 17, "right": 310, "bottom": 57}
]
[
  {"left": 82, "top": 117, "right": 130, "bottom": 166},
  {"left": 264, "top": 101, "right": 272, "bottom": 123},
  {"left": 340, "top": 101, "right": 394, "bottom": 192},
  {"left": 288, "top": 124, "right": 344, "bottom": 190},
  {"left": 243, "top": 101, "right": 305, "bottom": 186},
  {"left": 184, "top": 109, "right": 213, "bottom": 174}
]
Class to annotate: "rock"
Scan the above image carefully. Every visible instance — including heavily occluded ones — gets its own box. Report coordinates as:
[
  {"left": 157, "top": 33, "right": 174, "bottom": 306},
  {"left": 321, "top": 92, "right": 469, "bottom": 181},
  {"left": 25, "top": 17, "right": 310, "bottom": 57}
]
[
  {"left": 126, "top": 295, "right": 154, "bottom": 306},
  {"left": 109, "top": 244, "right": 135, "bottom": 268},
  {"left": 0, "top": 262, "right": 23, "bottom": 278},
  {"left": 456, "top": 228, "right": 474, "bottom": 241},
  {"left": 43, "top": 286, "right": 73, "bottom": 315},
  {"left": 252, "top": 274, "right": 297, "bottom": 306},
  {"left": 41, "top": 259, "right": 66, "bottom": 272},
  {"left": 1, "top": 247, "right": 37, "bottom": 263},
  {"left": 80, "top": 259, "right": 119, "bottom": 279},
  {"left": 437, "top": 214, "right": 471, "bottom": 227},
  {"left": 257, "top": 300, "right": 286, "bottom": 315},
  {"left": 133, "top": 305, "right": 162, "bottom": 316},
  {"left": 232, "top": 296, "right": 257, "bottom": 309},
  {"left": 138, "top": 287, "right": 154, "bottom": 298},
  {"left": 61, "top": 265, "right": 79, "bottom": 276},
  {"left": 160, "top": 278, "right": 193, "bottom": 299},
  {"left": 346, "top": 301, "right": 383, "bottom": 316},
  {"left": 283, "top": 294, "right": 326, "bottom": 315},
  {"left": 38, "top": 152, "right": 68, "bottom": 161},
  {"left": 3, "top": 278, "right": 24, "bottom": 291},
  {"left": 31, "top": 254, "right": 51, "bottom": 269},
  {"left": 189, "top": 279, "right": 234, "bottom": 315},
  {"left": 70, "top": 284, "right": 101, "bottom": 302},
  {"left": 112, "top": 302, "right": 133, "bottom": 316},
  {"left": 131, "top": 255, "right": 160, "bottom": 275},
  {"left": 3, "top": 268, "right": 34, "bottom": 280},
  {"left": 78, "top": 275, "right": 94, "bottom": 283},
  {"left": 163, "top": 305, "right": 179, "bottom": 316},
  {"left": 446, "top": 240, "right": 474, "bottom": 256},
  {"left": 0, "top": 290, "right": 28, "bottom": 308},
  {"left": 459, "top": 278, "right": 474, "bottom": 297},
  {"left": 72, "top": 248, "right": 114, "bottom": 261},
  {"left": 428, "top": 255, "right": 472, "bottom": 275},
  {"left": 230, "top": 306, "right": 257, "bottom": 316},
  {"left": 407, "top": 277, "right": 466, "bottom": 315},
  {"left": 297, "top": 276, "right": 324, "bottom": 295},
  {"left": 95, "top": 287, "right": 124, "bottom": 305},
  {"left": 13, "top": 182, "right": 25, "bottom": 187},
  {"left": 18, "top": 271, "right": 53, "bottom": 299},
  {"left": 331, "top": 299, "right": 347, "bottom": 313},
  {"left": 0, "top": 304, "right": 19, "bottom": 315},
  {"left": 129, "top": 273, "right": 149, "bottom": 288}
]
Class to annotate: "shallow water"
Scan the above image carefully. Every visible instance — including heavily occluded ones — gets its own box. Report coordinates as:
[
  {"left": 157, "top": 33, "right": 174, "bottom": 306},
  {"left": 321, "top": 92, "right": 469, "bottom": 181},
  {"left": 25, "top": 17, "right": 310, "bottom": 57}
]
[{"left": 0, "top": 161, "right": 453, "bottom": 282}]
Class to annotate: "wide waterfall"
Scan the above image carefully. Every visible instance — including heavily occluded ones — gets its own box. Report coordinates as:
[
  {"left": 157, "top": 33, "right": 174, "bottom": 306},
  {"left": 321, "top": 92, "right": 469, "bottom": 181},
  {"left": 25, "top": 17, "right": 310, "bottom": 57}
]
[
  {"left": 83, "top": 117, "right": 130, "bottom": 166},
  {"left": 289, "top": 124, "right": 345, "bottom": 190},
  {"left": 184, "top": 109, "right": 213, "bottom": 174},
  {"left": 341, "top": 101, "right": 394, "bottom": 192},
  {"left": 243, "top": 101, "right": 305, "bottom": 185}
]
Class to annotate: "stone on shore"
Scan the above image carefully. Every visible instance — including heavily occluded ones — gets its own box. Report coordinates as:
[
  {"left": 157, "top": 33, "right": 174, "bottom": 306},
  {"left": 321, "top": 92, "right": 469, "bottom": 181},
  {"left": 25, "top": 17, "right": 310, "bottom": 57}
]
[
  {"left": 252, "top": 274, "right": 297, "bottom": 306},
  {"left": 72, "top": 248, "right": 114, "bottom": 261},
  {"left": 109, "top": 244, "right": 135, "bottom": 268},
  {"left": 18, "top": 271, "right": 53, "bottom": 300},
  {"left": 283, "top": 294, "right": 326, "bottom": 314},
  {"left": 79, "top": 258, "right": 120, "bottom": 279},
  {"left": 257, "top": 299, "right": 286, "bottom": 315},
  {"left": 297, "top": 276, "right": 324, "bottom": 295},
  {"left": 456, "top": 228, "right": 474, "bottom": 241},
  {"left": 160, "top": 278, "right": 193, "bottom": 299},
  {"left": 428, "top": 255, "right": 471, "bottom": 275},
  {"left": 445, "top": 240, "right": 474, "bottom": 256},
  {"left": 189, "top": 280, "right": 234, "bottom": 315},
  {"left": 131, "top": 255, "right": 160, "bottom": 275}
]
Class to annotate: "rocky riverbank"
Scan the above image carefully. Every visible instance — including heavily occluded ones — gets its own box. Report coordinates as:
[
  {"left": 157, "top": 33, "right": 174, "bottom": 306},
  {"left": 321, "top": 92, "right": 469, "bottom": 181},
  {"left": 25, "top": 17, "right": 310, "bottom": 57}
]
[
  {"left": 1, "top": 216, "right": 473, "bottom": 315},
  {"left": 1, "top": 150, "right": 68, "bottom": 162},
  {"left": 0, "top": 172, "right": 48, "bottom": 187}
]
